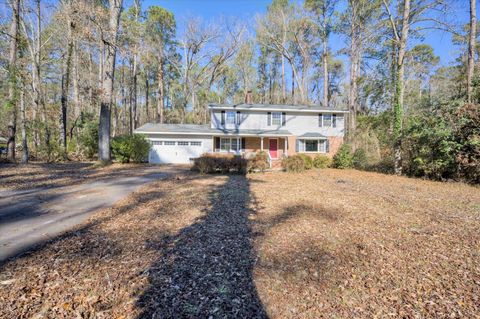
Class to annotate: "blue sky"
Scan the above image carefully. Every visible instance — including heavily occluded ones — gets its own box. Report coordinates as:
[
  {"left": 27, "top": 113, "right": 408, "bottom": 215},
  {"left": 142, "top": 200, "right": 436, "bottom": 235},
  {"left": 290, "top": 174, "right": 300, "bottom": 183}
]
[{"left": 135, "top": 0, "right": 477, "bottom": 67}]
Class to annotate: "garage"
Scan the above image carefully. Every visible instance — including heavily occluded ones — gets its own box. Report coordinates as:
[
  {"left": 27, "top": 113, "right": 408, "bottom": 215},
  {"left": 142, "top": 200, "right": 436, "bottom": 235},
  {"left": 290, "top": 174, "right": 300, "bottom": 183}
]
[{"left": 148, "top": 137, "right": 213, "bottom": 164}]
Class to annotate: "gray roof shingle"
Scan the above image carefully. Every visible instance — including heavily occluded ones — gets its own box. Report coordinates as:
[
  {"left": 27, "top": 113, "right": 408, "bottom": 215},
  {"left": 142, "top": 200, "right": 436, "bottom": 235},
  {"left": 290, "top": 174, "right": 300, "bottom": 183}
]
[
  {"left": 298, "top": 132, "right": 328, "bottom": 139},
  {"left": 208, "top": 103, "right": 348, "bottom": 112},
  {"left": 135, "top": 123, "right": 292, "bottom": 136}
]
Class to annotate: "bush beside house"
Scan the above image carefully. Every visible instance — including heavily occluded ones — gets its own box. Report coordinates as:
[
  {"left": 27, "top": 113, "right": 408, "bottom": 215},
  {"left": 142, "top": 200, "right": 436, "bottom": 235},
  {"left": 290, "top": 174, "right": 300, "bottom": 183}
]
[
  {"left": 111, "top": 134, "right": 150, "bottom": 163},
  {"left": 332, "top": 144, "right": 354, "bottom": 169},
  {"left": 192, "top": 151, "right": 270, "bottom": 175}
]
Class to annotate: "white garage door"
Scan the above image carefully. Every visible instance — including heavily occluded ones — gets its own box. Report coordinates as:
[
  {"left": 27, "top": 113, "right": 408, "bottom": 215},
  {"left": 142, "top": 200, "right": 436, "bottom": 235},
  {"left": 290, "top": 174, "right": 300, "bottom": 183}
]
[{"left": 149, "top": 140, "right": 206, "bottom": 164}]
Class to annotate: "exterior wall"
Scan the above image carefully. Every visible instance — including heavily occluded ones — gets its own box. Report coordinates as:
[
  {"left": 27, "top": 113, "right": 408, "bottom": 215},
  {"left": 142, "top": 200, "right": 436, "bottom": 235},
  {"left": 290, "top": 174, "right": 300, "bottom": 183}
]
[{"left": 210, "top": 109, "right": 345, "bottom": 137}]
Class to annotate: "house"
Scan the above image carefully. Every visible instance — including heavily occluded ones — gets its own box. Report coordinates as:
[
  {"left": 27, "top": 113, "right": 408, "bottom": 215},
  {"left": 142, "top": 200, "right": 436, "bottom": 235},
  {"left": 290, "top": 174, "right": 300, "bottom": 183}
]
[{"left": 134, "top": 95, "right": 348, "bottom": 165}]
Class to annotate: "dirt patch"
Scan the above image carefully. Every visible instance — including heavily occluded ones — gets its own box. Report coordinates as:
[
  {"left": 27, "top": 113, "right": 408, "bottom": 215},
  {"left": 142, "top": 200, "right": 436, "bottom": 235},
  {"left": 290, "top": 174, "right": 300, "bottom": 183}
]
[{"left": 0, "top": 169, "right": 479, "bottom": 318}]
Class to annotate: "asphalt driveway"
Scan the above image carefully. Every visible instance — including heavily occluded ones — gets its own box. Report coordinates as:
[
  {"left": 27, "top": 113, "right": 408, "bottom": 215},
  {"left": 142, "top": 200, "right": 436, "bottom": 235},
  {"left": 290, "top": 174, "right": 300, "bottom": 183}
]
[{"left": 0, "top": 165, "right": 185, "bottom": 262}]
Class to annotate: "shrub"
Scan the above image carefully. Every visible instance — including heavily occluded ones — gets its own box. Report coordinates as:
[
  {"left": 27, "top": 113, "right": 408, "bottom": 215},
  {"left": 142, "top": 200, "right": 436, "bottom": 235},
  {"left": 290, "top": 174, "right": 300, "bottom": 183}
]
[
  {"left": 313, "top": 154, "right": 331, "bottom": 168},
  {"left": 332, "top": 144, "right": 354, "bottom": 169},
  {"left": 352, "top": 148, "right": 368, "bottom": 170},
  {"left": 453, "top": 103, "right": 480, "bottom": 183},
  {"left": 111, "top": 134, "right": 150, "bottom": 163},
  {"left": 247, "top": 151, "right": 270, "bottom": 172},
  {"left": 282, "top": 155, "right": 306, "bottom": 172},
  {"left": 192, "top": 154, "right": 247, "bottom": 175},
  {"left": 298, "top": 154, "right": 313, "bottom": 170},
  {"left": 130, "top": 134, "right": 151, "bottom": 163},
  {"left": 78, "top": 114, "right": 98, "bottom": 159}
]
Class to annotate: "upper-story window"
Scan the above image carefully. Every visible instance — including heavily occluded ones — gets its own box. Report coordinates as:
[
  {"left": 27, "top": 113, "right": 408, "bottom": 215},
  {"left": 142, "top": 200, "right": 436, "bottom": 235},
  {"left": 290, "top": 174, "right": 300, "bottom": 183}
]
[
  {"left": 319, "top": 113, "right": 340, "bottom": 127},
  {"left": 221, "top": 111, "right": 241, "bottom": 125},
  {"left": 272, "top": 112, "right": 282, "bottom": 125},
  {"left": 268, "top": 112, "right": 286, "bottom": 126},
  {"left": 226, "top": 111, "right": 236, "bottom": 124}
]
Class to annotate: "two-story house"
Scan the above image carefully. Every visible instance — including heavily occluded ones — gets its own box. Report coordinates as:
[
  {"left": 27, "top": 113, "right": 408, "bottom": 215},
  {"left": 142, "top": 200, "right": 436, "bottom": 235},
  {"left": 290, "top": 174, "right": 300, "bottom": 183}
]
[{"left": 135, "top": 95, "right": 348, "bottom": 164}]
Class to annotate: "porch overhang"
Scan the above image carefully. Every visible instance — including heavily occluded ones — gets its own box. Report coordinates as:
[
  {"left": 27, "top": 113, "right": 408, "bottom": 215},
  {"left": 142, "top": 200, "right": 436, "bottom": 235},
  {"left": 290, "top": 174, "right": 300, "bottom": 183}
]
[{"left": 298, "top": 132, "right": 328, "bottom": 139}]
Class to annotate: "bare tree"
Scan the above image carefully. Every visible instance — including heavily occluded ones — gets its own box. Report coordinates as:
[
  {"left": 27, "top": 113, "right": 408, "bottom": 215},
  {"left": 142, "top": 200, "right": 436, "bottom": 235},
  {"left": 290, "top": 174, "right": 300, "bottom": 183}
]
[
  {"left": 98, "top": 0, "right": 123, "bottom": 163},
  {"left": 6, "top": 0, "right": 20, "bottom": 163},
  {"left": 257, "top": 5, "right": 309, "bottom": 103},
  {"left": 382, "top": 0, "right": 448, "bottom": 174},
  {"left": 467, "top": 0, "right": 477, "bottom": 103},
  {"left": 60, "top": 0, "right": 76, "bottom": 158}
]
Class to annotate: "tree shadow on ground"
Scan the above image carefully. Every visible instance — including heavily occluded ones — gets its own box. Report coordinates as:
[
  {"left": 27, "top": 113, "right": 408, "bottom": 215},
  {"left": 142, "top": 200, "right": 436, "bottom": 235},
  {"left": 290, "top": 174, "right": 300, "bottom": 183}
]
[{"left": 136, "top": 174, "right": 267, "bottom": 318}]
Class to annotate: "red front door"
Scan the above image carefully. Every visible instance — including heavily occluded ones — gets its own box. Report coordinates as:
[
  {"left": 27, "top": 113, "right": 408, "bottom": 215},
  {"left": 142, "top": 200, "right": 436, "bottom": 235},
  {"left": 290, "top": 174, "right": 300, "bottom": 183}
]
[{"left": 269, "top": 139, "right": 278, "bottom": 159}]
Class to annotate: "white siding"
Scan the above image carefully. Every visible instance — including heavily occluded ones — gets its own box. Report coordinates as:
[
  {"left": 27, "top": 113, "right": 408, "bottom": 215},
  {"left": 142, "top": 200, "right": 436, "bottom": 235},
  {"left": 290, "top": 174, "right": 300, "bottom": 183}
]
[{"left": 211, "top": 110, "right": 345, "bottom": 137}]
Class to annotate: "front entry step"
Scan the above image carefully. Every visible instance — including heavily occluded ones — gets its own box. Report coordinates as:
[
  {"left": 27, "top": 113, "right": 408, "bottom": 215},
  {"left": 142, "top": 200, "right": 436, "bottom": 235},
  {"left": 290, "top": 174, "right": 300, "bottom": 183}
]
[{"left": 271, "top": 159, "right": 283, "bottom": 169}]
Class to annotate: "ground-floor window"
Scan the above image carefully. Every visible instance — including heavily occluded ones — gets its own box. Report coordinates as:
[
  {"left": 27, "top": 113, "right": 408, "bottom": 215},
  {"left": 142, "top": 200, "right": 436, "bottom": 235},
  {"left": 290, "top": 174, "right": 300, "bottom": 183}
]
[
  {"left": 220, "top": 137, "right": 240, "bottom": 152},
  {"left": 297, "top": 139, "right": 328, "bottom": 153}
]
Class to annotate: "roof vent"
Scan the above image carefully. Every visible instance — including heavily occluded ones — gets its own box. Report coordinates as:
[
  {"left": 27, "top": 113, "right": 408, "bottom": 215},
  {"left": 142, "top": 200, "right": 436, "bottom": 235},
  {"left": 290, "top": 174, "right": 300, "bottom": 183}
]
[{"left": 245, "top": 90, "right": 253, "bottom": 104}]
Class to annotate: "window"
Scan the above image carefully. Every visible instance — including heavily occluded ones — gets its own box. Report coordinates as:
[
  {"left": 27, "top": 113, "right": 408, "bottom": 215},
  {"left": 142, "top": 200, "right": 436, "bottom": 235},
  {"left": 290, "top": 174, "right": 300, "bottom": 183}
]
[
  {"left": 220, "top": 138, "right": 240, "bottom": 152},
  {"left": 272, "top": 112, "right": 282, "bottom": 125},
  {"left": 226, "top": 111, "right": 236, "bottom": 124},
  {"left": 151, "top": 141, "right": 162, "bottom": 146},
  {"left": 323, "top": 114, "right": 332, "bottom": 127},
  {"left": 319, "top": 114, "right": 334, "bottom": 127},
  {"left": 164, "top": 141, "right": 175, "bottom": 146},
  {"left": 305, "top": 140, "right": 318, "bottom": 152},
  {"left": 297, "top": 139, "right": 328, "bottom": 153},
  {"left": 178, "top": 141, "right": 189, "bottom": 146},
  {"left": 231, "top": 138, "right": 238, "bottom": 151},
  {"left": 190, "top": 141, "right": 202, "bottom": 146}
]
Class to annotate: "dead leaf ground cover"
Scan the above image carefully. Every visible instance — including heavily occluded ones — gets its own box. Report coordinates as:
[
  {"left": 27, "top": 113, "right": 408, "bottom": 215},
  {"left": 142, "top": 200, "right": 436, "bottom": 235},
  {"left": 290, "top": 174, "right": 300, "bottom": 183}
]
[
  {"left": 0, "top": 168, "right": 479, "bottom": 318},
  {"left": 0, "top": 162, "right": 161, "bottom": 190}
]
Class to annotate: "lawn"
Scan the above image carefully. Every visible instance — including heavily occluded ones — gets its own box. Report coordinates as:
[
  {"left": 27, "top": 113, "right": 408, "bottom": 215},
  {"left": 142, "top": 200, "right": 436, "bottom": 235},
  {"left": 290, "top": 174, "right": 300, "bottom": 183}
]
[{"left": 0, "top": 168, "right": 479, "bottom": 318}]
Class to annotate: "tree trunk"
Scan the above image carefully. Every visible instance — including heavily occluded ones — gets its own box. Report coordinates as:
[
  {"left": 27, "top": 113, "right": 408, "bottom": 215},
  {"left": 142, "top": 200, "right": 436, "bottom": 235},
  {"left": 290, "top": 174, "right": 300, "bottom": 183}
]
[
  {"left": 322, "top": 31, "right": 329, "bottom": 108},
  {"left": 132, "top": 0, "right": 139, "bottom": 129},
  {"left": 145, "top": 69, "right": 149, "bottom": 121},
  {"left": 121, "top": 65, "right": 127, "bottom": 133},
  {"left": 20, "top": 83, "right": 28, "bottom": 164},
  {"left": 348, "top": 1, "right": 359, "bottom": 134},
  {"left": 98, "top": 0, "right": 122, "bottom": 163},
  {"left": 281, "top": 56, "right": 286, "bottom": 103},
  {"left": 33, "top": 0, "right": 50, "bottom": 160},
  {"left": 467, "top": 0, "right": 477, "bottom": 103},
  {"left": 157, "top": 60, "right": 165, "bottom": 123},
  {"left": 7, "top": 0, "right": 20, "bottom": 163},
  {"left": 132, "top": 57, "right": 138, "bottom": 129},
  {"left": 72, "top": 42, "right": 80, "bottom": 118},
  {"left": 60, "top": 16, "right": 74, "bottom": 159},
  {"left": 393, "top": 0, "right": 411, "bottom": 175},
  {"left": 129, "top": 61, "right": 133, "bottom": 135},
  {"left": 291, "top": 67, "right": 295, "bottom": 103}
]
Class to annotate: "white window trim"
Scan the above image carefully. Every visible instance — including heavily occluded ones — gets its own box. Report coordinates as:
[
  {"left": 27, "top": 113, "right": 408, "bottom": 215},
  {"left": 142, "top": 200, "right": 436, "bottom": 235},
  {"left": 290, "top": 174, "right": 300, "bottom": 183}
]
[
  {"left": 219, "top": 137, "right": 242, "bottom": 153},
  {"left": 320, "top": 114, "right": 333, "bottom": 128},
  {"left": 298, "top": 139, "right": 327, "bottom": 153},
  {"left": 271, "top": 112, "right": 282, "bottom": 126}
]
